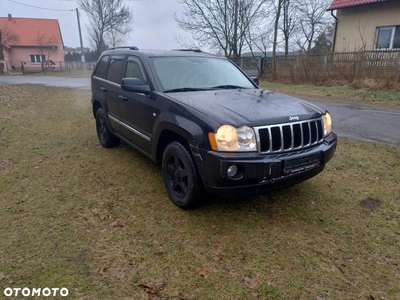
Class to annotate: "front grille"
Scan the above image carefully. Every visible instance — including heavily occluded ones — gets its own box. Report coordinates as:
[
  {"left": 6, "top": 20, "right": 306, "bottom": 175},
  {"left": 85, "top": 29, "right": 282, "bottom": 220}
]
[{"left": 256, "top": 119, "right": 324, "bottom": 153}]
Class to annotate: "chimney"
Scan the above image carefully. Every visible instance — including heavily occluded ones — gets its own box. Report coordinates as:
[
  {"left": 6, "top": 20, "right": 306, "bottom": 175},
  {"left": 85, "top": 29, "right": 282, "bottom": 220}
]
[{"left": 8, "top": 14, "right": 12, "bottom": 20}]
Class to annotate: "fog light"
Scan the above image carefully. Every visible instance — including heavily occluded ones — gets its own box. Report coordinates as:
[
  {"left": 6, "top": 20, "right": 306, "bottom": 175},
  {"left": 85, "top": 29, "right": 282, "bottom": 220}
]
[{"left": 227, "top": 165, "right": 238, "bottom": 177}]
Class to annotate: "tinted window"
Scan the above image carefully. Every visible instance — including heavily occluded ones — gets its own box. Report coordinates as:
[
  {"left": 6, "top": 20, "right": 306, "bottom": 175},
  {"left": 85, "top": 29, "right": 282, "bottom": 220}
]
[
  {"left": 106, "top": 59, "right": 124, "bottom": 84},
  {"left": 125, "top": 60, "right": 145, "bottom": 83},
  {"left": 94, "top": 55, "right": 109, "bottom": 79}
]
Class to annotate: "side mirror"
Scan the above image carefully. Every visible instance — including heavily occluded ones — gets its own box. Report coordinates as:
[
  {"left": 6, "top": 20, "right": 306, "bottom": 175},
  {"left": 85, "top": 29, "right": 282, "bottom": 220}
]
[
  {"left": 121, "top": 78, "right": 151, "bottom": 95},
  {"left": 250, "top": 76, "right": 259, "bottom": 86}
]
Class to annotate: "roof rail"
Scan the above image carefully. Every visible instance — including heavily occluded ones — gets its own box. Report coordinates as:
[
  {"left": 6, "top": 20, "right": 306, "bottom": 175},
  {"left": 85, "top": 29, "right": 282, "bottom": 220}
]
[
  {"left": 108, "top": 46, "right": 139, "bottom": 50},
  {"left": 172, "top": 48, "right": 202, "bottom": 53}
]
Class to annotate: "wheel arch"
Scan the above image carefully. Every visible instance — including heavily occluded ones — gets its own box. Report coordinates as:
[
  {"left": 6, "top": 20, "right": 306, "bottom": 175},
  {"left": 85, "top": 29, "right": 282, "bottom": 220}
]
[
  {"left": 153, "top": 118, "right": 210, "bottom": 165},
  {"left": 92, "top": 100, "right": 102, "bottom": 118}
]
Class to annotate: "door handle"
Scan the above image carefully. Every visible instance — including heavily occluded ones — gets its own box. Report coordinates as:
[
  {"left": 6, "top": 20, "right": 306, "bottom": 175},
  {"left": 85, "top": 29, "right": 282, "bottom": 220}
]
[
  {"left": 100, "top": 87, "right": 107, "bottom": 92},
  {"left": 119, "top": 95, "right": 128, "bottom": 101}
]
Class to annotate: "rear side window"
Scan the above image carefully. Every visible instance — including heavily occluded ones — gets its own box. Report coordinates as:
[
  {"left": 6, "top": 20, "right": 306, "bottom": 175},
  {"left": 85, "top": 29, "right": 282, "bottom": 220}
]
[
  {"left": 93, "top": 55, "right": 109, "bottom": 79},
  {"left": 106, "top": 59, "right": 124, "bottom": 84}
]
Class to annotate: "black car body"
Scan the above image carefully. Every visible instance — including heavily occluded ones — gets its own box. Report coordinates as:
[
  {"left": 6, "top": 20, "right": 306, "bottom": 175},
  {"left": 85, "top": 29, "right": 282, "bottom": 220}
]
[{"left": 91, "top": 47, "right": 337, "bottom": 209}]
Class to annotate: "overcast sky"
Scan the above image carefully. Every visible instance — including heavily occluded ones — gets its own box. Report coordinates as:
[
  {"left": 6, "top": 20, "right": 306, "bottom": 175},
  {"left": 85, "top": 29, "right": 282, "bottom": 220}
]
[{"left": 0, "top": 0, "right": 193, "bottom": 49}]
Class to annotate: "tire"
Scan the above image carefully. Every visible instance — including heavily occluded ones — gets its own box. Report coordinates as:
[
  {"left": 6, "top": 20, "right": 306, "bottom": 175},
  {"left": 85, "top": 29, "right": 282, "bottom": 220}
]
[
  {"left": 95, "top": 108, "right": 120, "bottom": 148},
  {"left": 162, "top": 142, "right": 206, "bottom": 209}
]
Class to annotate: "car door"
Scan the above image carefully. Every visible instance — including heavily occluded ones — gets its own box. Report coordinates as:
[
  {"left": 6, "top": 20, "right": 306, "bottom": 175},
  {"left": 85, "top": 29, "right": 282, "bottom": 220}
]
[
  {"left": 118, "top": 56, "right": 159, "bottom": 155},
  {"left": 92, "top": 55, "right": 119, "bottom": 133},
  {"left": 103, "top": 55, "right": 125, "bottom": 134}
]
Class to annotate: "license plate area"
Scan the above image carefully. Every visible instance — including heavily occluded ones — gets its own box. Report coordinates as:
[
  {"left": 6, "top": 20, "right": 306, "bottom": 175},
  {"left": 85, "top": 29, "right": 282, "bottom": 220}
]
[{"left": 283, "top": 153, "right": 321, "bottom": 175}]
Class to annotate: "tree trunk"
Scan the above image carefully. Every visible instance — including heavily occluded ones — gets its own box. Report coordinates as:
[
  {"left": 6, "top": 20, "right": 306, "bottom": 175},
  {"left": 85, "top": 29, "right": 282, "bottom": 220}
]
[
  {"left": 232, "top": 0, "right": 239, "bottom": 57},
  {"left": 272, "top": 0, "right": 282, "bottom": 80}
]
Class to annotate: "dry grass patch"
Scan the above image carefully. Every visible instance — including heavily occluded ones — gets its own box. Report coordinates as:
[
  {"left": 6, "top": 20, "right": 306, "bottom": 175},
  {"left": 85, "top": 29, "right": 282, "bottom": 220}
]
[
  {"left": 260, "top": 81, "right": 400, "bottom": 110},
  {"left": 0, "top": 85, "right": 399, "bottom": 299}
]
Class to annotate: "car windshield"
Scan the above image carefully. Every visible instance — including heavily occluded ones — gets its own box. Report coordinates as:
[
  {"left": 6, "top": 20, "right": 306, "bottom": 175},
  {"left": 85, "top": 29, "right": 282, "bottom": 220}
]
[{"left": 150, "top": 57, "right": 255, "bottom": 92}]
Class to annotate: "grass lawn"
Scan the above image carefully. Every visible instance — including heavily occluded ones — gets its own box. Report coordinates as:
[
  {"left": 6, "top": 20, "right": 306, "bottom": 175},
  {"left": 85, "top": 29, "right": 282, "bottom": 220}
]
[
  {"left": 260, "top": 81, "right": 400, "bottom": 109},
  {"left": 0, "top": 85, "right": 399, "bottom": 299}
]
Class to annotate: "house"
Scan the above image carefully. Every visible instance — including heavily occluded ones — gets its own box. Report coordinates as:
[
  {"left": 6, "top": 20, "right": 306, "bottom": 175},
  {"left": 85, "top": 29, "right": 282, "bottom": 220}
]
[
  {"left": 0, "top": 14, "right": 64, "bottom": 72},
  {"left": 328, "top": 0, "right": 400, "bottom": 52}
]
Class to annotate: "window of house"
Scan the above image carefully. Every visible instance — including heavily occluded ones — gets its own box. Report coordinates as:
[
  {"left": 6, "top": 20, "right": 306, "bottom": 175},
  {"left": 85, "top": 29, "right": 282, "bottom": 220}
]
[
  {"left": 376, "top": 26, "right": 400, "bottom": 50},
  {"left": 30, "top": 54, "right": 46, "bottom": 63}
]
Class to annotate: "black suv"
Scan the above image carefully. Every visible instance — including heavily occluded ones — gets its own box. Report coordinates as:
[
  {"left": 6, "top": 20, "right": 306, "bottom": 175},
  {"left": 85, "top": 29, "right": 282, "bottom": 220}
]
[{"left": 91, "top": 47, "right": 337, "bottom": 209}]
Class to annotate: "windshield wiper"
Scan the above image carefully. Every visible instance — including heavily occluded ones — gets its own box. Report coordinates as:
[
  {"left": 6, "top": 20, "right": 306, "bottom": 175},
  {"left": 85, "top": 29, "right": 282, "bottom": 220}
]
[
  {"left": 164, "top": 87, "right": 211, "bottom": 93},
  {"left": 211, "top": 85, "right": 247, "bottom": 90}
]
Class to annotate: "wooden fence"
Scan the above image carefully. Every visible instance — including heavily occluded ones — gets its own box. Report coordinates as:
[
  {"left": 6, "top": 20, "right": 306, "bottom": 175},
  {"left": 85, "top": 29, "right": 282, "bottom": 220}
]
[
  {"left": 230, "top": 57, "right": 264, "bottom": 78},
  {"left": 265, "top": 50, "right": 400, "bottom": 87}
]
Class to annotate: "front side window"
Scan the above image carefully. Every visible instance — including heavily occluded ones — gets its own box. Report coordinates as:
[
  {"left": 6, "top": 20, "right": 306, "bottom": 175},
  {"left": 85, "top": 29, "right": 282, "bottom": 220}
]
[
  {"left": 376, "top": 26, "right": 400, "bottom": 49},
  {"left": 151, "top": 57, "right": 255, "bottom": 91},
  {"left": 125, "top": 59, "right": 145, "bottom": 83},
  {"left": 30, "top": 54, "right": 45, "bottom": 63}
]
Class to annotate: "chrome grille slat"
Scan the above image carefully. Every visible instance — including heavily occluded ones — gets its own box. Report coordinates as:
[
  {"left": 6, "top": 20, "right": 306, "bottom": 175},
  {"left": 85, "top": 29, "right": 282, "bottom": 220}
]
[
  {"left": 300, "top": 123, "right": 304, "bottom": 147},
  {"left": 268, "top": 127, "right": 272, "bottom": 152},
  {"left": 290, "top": 125, "right": 294, "bottom": 149},
  {"left": 255, "top": 118, "right": 324, "bottom": 154}
]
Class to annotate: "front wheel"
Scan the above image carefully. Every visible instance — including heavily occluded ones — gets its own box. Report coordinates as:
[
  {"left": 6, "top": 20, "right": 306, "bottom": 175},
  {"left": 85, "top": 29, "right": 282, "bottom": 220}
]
[
  {"left": 95, "top": 108, "right": 120, "bottom": 148},
  {"left": 162, "top": 142, "right": 205, "bottom": 209}
]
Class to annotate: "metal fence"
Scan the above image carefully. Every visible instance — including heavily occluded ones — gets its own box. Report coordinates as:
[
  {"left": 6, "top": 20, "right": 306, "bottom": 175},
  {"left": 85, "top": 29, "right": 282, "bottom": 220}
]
[{"left": 2, "top": 60, "right": 96, "bottom": 74}]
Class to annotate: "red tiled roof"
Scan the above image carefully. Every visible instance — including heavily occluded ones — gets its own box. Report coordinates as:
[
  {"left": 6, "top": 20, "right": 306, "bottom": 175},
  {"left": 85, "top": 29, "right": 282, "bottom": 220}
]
[
  {"left": 329, "top": 0, "right": 393, "bottom": 10},
  {"left": 0, "top": 15, "right": 63, "bottom": 47}
]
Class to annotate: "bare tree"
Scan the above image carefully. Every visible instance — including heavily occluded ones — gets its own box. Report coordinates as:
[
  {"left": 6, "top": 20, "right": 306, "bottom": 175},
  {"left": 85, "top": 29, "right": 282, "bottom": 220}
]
[
  {"left": 272, "top": 0, "right": 283, "bottom": 79},
  {"left": 78, "top": 0, "right": 133, "bottom": 58},
  {"left": 280, "top": 0, "right": 297, "bottom": 55},
  {"left": 106, "top": 25, "right": 131, "bottom": 48},
  {"left": 33, "top": 32, "right": 59, "bottom": 70},
  {"left": 175, "top": 0, "right": 267, "bottom": 57},
  {"left": 0, "top": 27, "right": 19, "bottom": 60},
  {"left": 293, "top": 0, "right": 331, "bottom": 53}
]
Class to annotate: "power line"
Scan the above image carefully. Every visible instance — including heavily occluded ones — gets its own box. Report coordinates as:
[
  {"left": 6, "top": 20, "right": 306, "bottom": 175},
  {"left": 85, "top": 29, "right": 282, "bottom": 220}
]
[{"left": 7, "top": 0, "right": 75, "bottom": 12}]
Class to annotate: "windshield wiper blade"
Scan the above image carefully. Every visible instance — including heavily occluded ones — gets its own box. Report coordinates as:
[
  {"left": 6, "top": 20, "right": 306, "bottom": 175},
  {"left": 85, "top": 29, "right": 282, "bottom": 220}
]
[
  {"left": 164, "top": 87, "right": 210, "bottom": 93},
  {"left": 211, "top": 85, "right": 247, "bottom": 90}
]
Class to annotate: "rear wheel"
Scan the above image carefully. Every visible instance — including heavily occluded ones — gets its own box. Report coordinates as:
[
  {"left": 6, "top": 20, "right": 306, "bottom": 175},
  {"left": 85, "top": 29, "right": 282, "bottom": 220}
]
[
  {"left": 95, "top": 108, "right": 120, "bottom": 148},
  {"left": 162, "top": 142, "right": 205, "bottom": 209}
]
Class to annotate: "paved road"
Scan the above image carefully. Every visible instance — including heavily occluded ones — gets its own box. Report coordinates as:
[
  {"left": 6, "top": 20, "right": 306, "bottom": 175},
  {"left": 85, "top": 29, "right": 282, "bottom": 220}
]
[
  {"left": 298, "top": 96, "right": 400, "bottom": 147},
  {"left": 0, "top": 75, "right": 91, "bottom": 90},
  {"left": 1, "top": 75, "right": 399, "bottom": 146}
]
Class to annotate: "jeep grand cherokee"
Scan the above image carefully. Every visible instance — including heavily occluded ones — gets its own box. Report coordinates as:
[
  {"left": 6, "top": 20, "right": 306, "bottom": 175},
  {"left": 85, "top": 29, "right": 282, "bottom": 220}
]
[{"left": 91, "top": 47, "right": 337, "bottom": 209}]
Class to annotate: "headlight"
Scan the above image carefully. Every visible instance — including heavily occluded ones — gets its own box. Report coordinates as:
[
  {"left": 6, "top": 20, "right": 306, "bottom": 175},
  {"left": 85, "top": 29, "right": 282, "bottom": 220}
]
[
  {"left": 209, "top": 125, "right": 257, "bottom": 152},
  {"left": 321, "top": 112, "right": 332, "bottom": 137}
]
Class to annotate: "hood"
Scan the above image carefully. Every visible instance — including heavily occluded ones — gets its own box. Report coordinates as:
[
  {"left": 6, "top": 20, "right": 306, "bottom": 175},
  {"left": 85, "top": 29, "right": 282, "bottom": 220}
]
[{"left": 167, "top": 88, "right": 325, "bottom": 127}]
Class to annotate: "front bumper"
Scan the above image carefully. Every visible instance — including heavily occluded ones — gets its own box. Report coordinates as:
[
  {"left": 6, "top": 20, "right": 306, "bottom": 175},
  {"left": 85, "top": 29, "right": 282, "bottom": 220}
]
[{"left": 196, "top": 133, "right": 337, "bottom": 198}]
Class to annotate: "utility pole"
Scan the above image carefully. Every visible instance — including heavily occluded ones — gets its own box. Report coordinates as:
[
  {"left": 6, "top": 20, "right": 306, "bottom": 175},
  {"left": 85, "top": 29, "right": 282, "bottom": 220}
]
[{"left": 76, "top": 8, "right": 86, "bottom": 70}]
